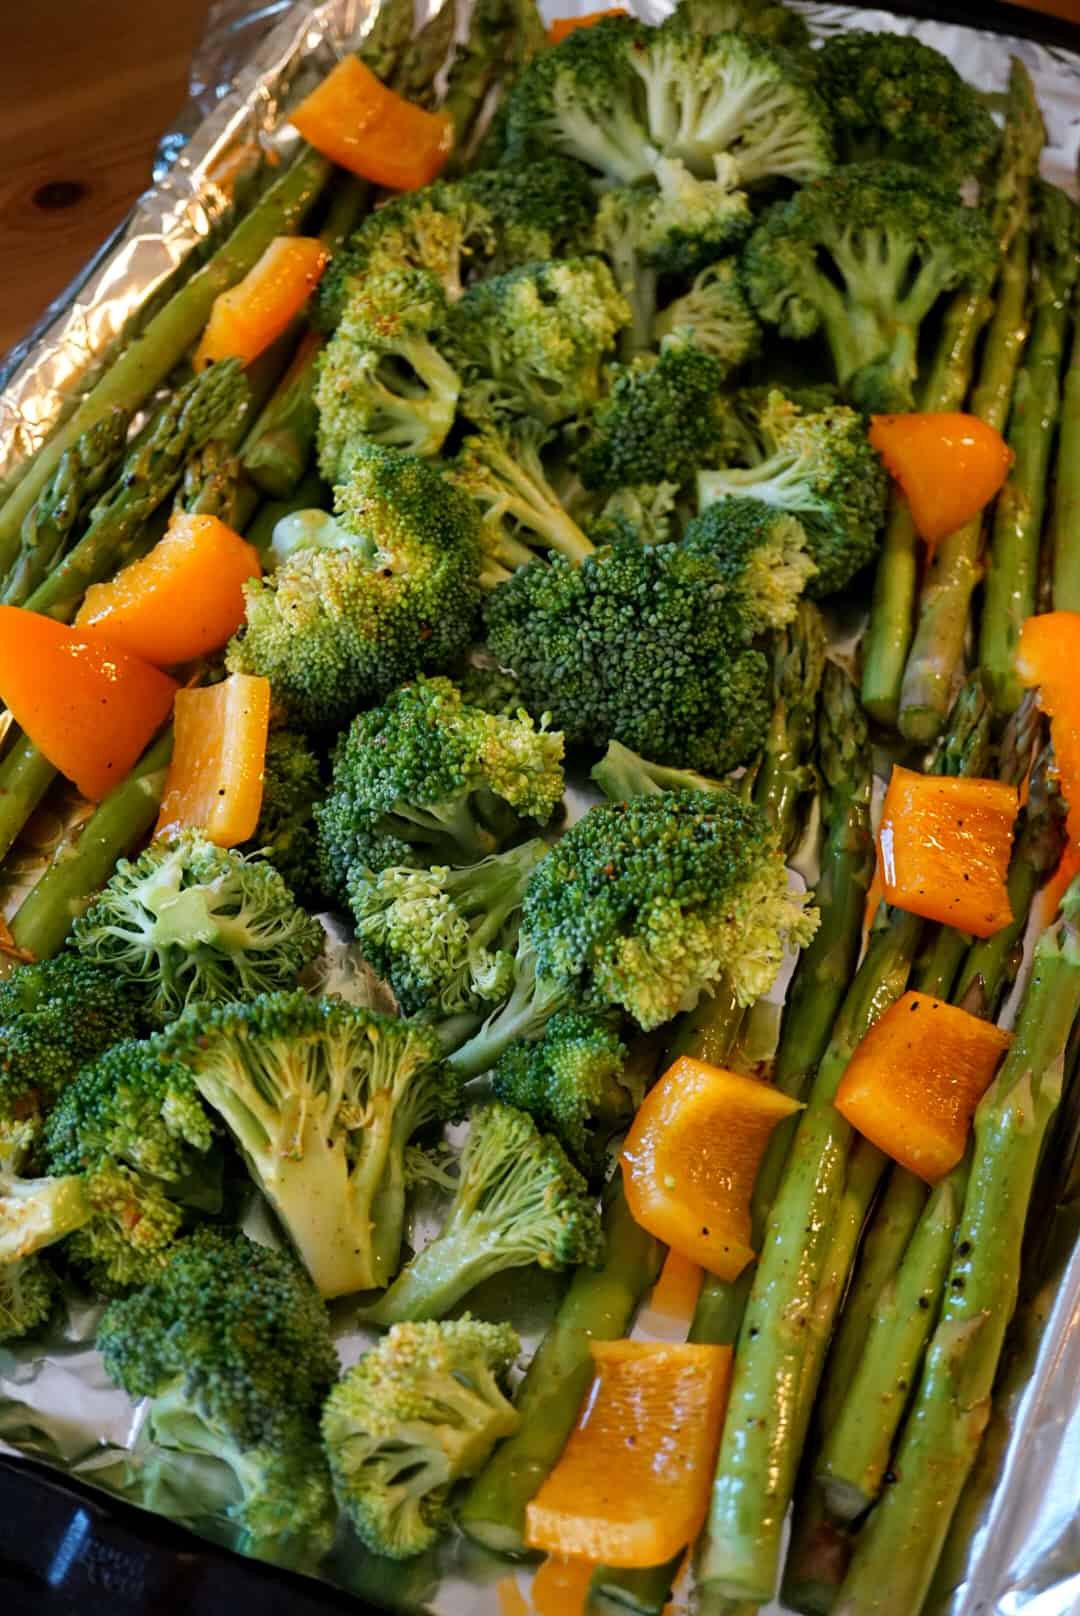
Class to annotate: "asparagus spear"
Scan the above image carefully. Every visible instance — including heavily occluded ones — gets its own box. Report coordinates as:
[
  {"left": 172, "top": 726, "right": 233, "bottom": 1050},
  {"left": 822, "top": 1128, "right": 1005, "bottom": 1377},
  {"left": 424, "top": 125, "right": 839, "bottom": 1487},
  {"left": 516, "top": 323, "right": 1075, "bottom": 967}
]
[
  {"left": 0, "top": 409, "right": 130, "bottom": 607},
  {"left": 357, "top": 0, "right": 417, "bottom": 82},
  {"left": 862, "top": 61, "right": 1044, "bottom": 728},
  {"left": 457, "top": 1177, "right": 663, "bottom": 1555},
  {"left": 0, "top": 148, "right": 330, "bottom": 570},
  {"left": 833, "top": 879, "right": 1080, "bottom": 1616},
  {"left": 241, "top": 329, "right": 325, "bottom": 498},
  {"left": 1050, "top": 280, "right": 1080, "bottom": 609},
  {"left": 980, "top": 182, "right": 1079, "bottom": 714},
  {"left": 697, "top": 678, "right": 992, "bottom": 1606},
  {"left": 395, "top": 0, "right": 459, "bottom": 108},
  {"left": 752, "top": 603, "right": 827, "bottom": 856}
]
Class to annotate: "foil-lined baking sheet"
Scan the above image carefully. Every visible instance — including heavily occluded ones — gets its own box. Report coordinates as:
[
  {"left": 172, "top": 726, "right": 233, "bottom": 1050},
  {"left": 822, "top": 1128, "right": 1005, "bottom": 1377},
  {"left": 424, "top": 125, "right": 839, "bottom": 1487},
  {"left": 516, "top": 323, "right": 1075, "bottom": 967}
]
[{"left": 2, "top": 3, "right": 1080, "bottom": 1613}]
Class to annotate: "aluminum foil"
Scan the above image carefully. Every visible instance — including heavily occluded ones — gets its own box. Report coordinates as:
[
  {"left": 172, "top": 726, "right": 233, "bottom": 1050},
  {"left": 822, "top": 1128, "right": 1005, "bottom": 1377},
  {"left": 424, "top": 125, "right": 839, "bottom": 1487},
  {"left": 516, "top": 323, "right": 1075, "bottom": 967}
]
[{"left": 2, "top": 4, "right": 1080, "bottom": 1614}]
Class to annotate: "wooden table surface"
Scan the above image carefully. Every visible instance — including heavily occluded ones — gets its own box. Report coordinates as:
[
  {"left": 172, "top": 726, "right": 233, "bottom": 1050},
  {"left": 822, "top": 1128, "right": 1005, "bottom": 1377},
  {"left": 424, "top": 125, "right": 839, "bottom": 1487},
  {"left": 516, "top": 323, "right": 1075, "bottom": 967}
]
[{"left": 1, "top": 0, "right": 1078, "bottom": 362}]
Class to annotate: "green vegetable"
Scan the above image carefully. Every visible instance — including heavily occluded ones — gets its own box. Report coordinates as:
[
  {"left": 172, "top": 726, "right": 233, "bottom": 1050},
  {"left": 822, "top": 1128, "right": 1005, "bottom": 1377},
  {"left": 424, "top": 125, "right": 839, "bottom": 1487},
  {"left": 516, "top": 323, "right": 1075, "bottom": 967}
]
[
  {"left": 491, "top": 1009, "right": 636, "bottom": 1174},
  {"left": 653, "top": 260, "right": 761, "bottom": 370},
  {"left": 663, "top": 0, "right": 809, "bottom": 47},
  {"left": 451, "top": 420, "right": 595, "bottom": 571},
  {"left": 578, "top": 343, "right": 730, "bottom": 493},
  {"left": 0, "top": 1254, "right": 56, "bottom": 1343},
  {"left": 244, "top": 728, "right": 325, "bottom": 904}
]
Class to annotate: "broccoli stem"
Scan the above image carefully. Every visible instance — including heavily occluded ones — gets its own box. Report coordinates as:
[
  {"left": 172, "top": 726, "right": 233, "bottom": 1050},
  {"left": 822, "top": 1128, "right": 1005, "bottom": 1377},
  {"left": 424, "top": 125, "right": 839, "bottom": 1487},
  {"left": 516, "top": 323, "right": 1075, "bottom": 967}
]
[
  {"left": 0, "top": 148, "right": 331, "bottom": 575},
  {"left": 9, "top": 728, "right": 174, "bottom": 962},
  {"left": 697, "top": 678, "right": 990, "bottom": 1605},
  {"left": 243, "top": 468, "right": 328, "bottom": 565},
  {"left": 833, "top": 883, "right": 1080, "bottom": 1616},
  {"left": 898, "top": 227, "right": 1032, "bottom": 742},
  {"left": 459, "top": 1179, "right": 664, "bottom": 1556},
  {"left": 1051, "top": 285, "right": 1080, "bottom": 609},
  {"left": 590, "top": 740, "right": 728, "bottom": 805},
  {"left": 980, "top": 194, "right": 1078, "bottom": 715}
]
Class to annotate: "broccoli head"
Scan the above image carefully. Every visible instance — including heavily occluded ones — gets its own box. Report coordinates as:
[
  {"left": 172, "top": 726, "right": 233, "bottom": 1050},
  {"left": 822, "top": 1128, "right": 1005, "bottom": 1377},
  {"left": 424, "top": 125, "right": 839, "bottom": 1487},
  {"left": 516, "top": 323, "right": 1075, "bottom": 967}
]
[
  {"left": 682, "top": 496, "right": 817, "bottom": 635},
  {"left": 663, "top": 0, "right": 810, "bottom": 47},
  {"left": 350, "top": 839, "right": 548, "bottom": 1018},
  {"left": 159, "top": 993, "right": 461, "bottom": 1296},
  {"left": 315, "top": 675, "right": 565, "bottom": 900},
  {"left": 450, "top": 257, "right": 630, "bottom": 427},
  {"left": 654, "top": 259, "right": 761, "bottom": 370},
  {"left": 743, "top": 163, "right": 999, "bottom": 412},
  {"left": 459, "top": 158, "right": 596, "bottom": 273},
  {"left": 451, "top": 419, "right": 595, "bottom": 575},
  {"left": 315, "top": 269, "right": 460, "bottom": 480},
  {"left": 0, "top": 1254, "right": 56, "bottom": 1343},
  {"left": 522, "top": 790, "right": 818, "bottom": 1027},
  {"left": 491, "top": 1010, "right": 639, "bottom": 1174},
  {"left": 321, "top": 1316, "right": 521, "bottom": 1559},
  {"left": 578, "top": 342, "right": 729, "bottom": 492},
  {"left": 97, "top": 1230, "right": 338, "bottom": 1561},
  {"left": 227, "top": 443, "right": 483, "bottom": 732},
  {"left": 70, "top": 831, "right": 324, "bottom": 1025},
  {"left": 244, "top": 728, "right": 324, "bottom": 905},
  {"left": 697, "top": 388, "right": 888, "bottom": 596},
  {"left": 814, "top": 31, "right": 997, "bottom": 181},
  {"left": 364, "top": 1102, "right": 604, "bottom": 1325}
]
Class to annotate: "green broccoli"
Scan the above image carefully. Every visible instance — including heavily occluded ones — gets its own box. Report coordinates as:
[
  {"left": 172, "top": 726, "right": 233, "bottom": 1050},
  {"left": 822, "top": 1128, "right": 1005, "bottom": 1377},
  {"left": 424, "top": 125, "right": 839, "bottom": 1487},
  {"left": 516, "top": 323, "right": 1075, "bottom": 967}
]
[
  {"left": 0, "top": 1165, "right": 91, "bottom": 1264},
  {"left": 98, "top": 1230, "right": 338, "bottom": 1562},
  {"left": 697, "top": 388, "right": 888, "bottom": 595},
  {"left": 664, "top": 0, "right": 809, "bottom": 44},
  {"left": 321, "top": 1317, "right": 521, "bottom": 1560},
  {"left": 70, "top": 831, "right": 324, "bottom": 1025},
  {"left": 654, "top": 259, "right": 761, "bottom": 370},
  {"left": 159, "top": 993, "right": 460, "bottom": 1296},
  {"left": 244, "top": 729, "right": 324, "bottom": 905},
  {"left": 588, "top": 483, "right": 681, "bottom": 548},
  {"left": 364, "top": 1103, "right": 603, "bottom": 1325},
  {"left": 482, "top": 509, "right": 813, "bottom": 775},
  {"left": 459, "top": 158, "right": 596, "bottom": 274},
  {"left": 315, "top": 269, "right": 461, "bottom": 480},
  {"left": 350, "top": 839, "right": 549, "bottom": 1018},
  {"left": 491, "top": 1010, "right": 638, "bottom": 1174},
  {"left": 451, "top": 420, "right": 595, "bottom": 573},
  {"left": 315, "top": 676, "right": 565, "bottom": 901},
  {"left": 814, "top": 31, "right": 997, "bottom": 181},
  {"left": 0, "top": 1254, "right": 56, "bottom": 1342},
  {"left": 450, "top": 257, "right": 629, "bottom": 427},
  {"left": 590, "top": 738, "right": 730, "bottom": 803},
  {"left": 577, "top": 342, "right": 730, "bottom": 492},
  {"left": 521, "top": 790, "right": 817, "bottom": 1029},
  {"left": 504, "top": 17, "right": 830, "bottom": 188},
  {"left": 227, "top": 443, "right": 483, "bottom": 732},
  {"left": 742, "top": 163, "right": 1000, "bottom": 412}
]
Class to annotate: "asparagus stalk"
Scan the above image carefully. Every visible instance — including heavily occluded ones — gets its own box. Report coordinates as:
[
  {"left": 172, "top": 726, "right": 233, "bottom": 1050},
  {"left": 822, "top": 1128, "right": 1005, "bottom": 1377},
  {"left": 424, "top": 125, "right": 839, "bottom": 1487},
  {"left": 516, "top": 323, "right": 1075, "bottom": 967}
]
[
  {"left": 457, "top": 1177, "right": 663, "bottom": 1555},
  {"left": 357, "top": 0, "right": 417, "bottom": 82},
  {"left": 241, "top": 329, "right": 325, "bottom": 499},
  {"left": 0, "top": 148, "right": 330, "bottom": 569},
  {"left": 697, "top": 679, "right": 992, "bottom": 1605},
  {"left": 1050, "top": 280, "right": 1080, "bottom": 609},
  {"left": 753, "top": 603, "right": 827, "bottom": 856},
  {"left": 980, "top": 182, "right": 1079, "bottom": 715},
  {"left": 833, "top": 880, "right": 1080, "bottom": 1616},
  {"left": 394, "top": 0, "right": 459, "bottom": 108},
  {"left": 441, "top": 0, "right": 515, "bottom": 156},
  {"left": 862, "top": 61, "right": 1044, "bottom": 728}
]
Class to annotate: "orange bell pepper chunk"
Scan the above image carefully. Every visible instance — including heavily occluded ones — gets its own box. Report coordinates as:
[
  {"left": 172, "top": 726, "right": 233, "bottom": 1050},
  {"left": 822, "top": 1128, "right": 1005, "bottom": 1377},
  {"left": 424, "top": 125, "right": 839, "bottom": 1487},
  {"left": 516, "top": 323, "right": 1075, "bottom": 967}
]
[
  {"left": 548, "top": 9, "right": 628, "bottom": 43},
  {"left": 647, "top": 1248, "right": 704, "bottom": 1329},
  {"left": 869, "top": 412, "right": 1013, "bottom": 549},
  {"left": 621, "top": 1057, "right": 801, "bottom": 1279},
  {"left": 836, "top": 991, "right": 1012, "bottom": 1183},
  {"left": 526, "top": 1339, "right": 731, "bottom": 1568},
  {"left": 1016, "top": 611, "right": 1080, "bottom": 845},
  {"left": 531, "top": 1556, "right": 595, "bottom": 1615},
  {"left": 156, "top": 674, "right": 271, "bottom": 847},
  {"left": 0, "top": 607, "right": 176, "bottom": 802},
  {"left": 194, "top": 236, "right": 329, "bottom": 371},
  {"left": 878, "top": 766, "right": 1017, "bottom": 937},
  {"left": 76, "top": 512, "right": 261, "bottom": 668},
  {"left": 291, "top": 56, "right": 453, "bottom": 192}
]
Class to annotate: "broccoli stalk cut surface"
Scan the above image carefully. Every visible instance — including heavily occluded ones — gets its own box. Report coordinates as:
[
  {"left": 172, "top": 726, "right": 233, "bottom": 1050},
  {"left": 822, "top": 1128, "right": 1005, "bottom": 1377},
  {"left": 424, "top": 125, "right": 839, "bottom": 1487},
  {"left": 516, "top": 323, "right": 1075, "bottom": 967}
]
[
  {"left": 98, "top": 1231, "right": 338, "bottom": 1563},
  {"left": 452, "top": 422, "right": 595, "bottom": 571},
  {"left": 159, "top": 992, "right": 461, "bottom": 1296},
  {"left": 743, "top": 164, "right": 1000, "bottom": 413},
  {"left": 321, "top": 1317, "right": 521, "bottom": 1558},
  {"left": 350, "top": 839, "right": 549, "bottom": 1018},
  {"left": 364, "top": 1103, "right": 603, "bottom": 1325},
  {"left": 70, "top": 830, "right": 324, "bottom": 1025}
]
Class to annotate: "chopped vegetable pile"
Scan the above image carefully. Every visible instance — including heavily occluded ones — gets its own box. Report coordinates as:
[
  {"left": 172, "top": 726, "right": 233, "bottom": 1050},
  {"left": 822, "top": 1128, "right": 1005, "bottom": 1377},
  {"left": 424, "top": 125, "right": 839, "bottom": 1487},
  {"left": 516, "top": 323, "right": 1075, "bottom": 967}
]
[{"left": 2, "top": 1, "right": 1080, "bottom": 1613}]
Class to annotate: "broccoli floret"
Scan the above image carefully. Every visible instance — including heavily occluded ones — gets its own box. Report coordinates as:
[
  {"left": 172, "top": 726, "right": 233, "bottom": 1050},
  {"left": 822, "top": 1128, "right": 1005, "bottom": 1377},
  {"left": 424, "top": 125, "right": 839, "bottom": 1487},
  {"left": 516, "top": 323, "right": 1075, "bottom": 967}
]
[
  {"left": 0, "top": 1255, "right": 56, "bottom": 1342},
  {"left": 228, "top": 443, "right": 483, "bottom": 732},
  {"left": 460, "top": 158, "right": 596, "bottom": 272},
  {"left": 159, "top": 993, "right": 460, "bottom": 1296},
  {"left": 443, "top": 931, "right": 575, "bottom": 1080},
  {"left": 814, "top": 31, "right": 997, "bottom": 181},
  {"left": 683, "top": 496, "right": 817, "bottom": 634},
  {"left": 98, "top": 1230, "right": 338, "bottom": 1561},
  {"left": 452, "top": 420, "right": 595, "bottom": 574},
  {"left": 450, "top": 257, "right": 630, "bottom": 427},
  {"left": 483, "top": 542, "right": 772, "bottom": 776},
  {"left": 364, "top": 1103, "right": 603, "bottom": 1325},
  {"left": 244, "top": 729, "right": 324, "bottom": 904},
  {"left": 522, "top": 791, "right": 817, "bottom": 1028},
  {"left": 315, "top": 676, "right": 565, "bottom": 900},
  {"left": 70, "top": 831, "right": 323, "bottom": 1025},
  {"left": 491, "top": 1010, "right": 638, "bottom": 1174},
  {"left": 743, "top": 163, "right": 999, "bottom": 413},
  {"left": 590, "top": 738, "right": 730, "bottom": 803},
  {"left": 350, "top": 839, "right": 548, "bottom": 1018},
  {"left": 663, "top": 0, "right": 810, "bottom": 47},
  {"left": 654, "top": 259, "right": 761, "bottom": 370},
  {"left": 588, "top": 483, "right": 681, "bottom": 548},
  {"left": 697, "top": 388, "right": 888, "bottom": 595},
  {"left": 505, "top": 18, "right": 830, "bottom": 189},
  {"left": 315, "top": 269, "right": 461, "bottom": 479},
  {"left": 578, "top": 342, "right": 729, "bottom": 492},
  {"left": 321, "top": 1316, "right": 521, "bottom": 1558}
]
